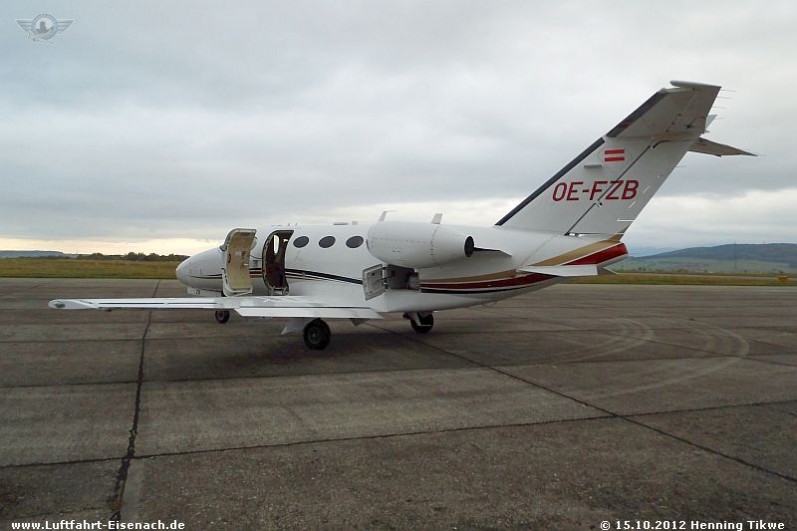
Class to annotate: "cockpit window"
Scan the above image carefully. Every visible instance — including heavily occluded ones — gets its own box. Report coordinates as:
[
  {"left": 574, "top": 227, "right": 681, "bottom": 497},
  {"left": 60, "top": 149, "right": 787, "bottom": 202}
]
[
  {"left": 293, "top": 236, "right": 309, "bottom": 248},
  {"left": 346, "top": 236, "right": 364, "bottom": 248},
  {"left": 319, "top": 236, "right": 336, "bottom": 248}
]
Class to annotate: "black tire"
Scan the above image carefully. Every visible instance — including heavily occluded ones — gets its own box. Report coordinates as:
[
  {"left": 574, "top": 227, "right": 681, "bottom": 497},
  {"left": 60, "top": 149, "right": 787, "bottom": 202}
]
[
  {"left": 215, "top": 310, "right": 230, "bottom": 324},
  {"left": 303, "top": 319, "right": 331, "bottom": 350},
  {"left": 410, "top": 313, "right": 434, "bottom": 334}
]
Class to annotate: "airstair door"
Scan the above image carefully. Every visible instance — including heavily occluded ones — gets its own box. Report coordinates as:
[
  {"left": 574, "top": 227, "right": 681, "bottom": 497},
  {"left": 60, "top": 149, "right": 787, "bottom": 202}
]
[
  {"left": 262, "top": 230, "right": 294, "bottom": 295},
  {"left": 221, "top": 228, "right": 257, "bottom": 297}
]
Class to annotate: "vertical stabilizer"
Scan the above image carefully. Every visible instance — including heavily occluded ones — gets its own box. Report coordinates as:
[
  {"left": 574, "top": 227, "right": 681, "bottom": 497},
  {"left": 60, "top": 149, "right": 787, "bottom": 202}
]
[{"left": 496, "top": 81, "right": 751, "bottom": 237}]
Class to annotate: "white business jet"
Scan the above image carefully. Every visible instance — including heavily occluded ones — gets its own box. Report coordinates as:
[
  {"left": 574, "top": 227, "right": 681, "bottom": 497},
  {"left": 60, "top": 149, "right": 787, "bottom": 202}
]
[{"left": 50, "top": 81, "right": 752, "bottom": 349}]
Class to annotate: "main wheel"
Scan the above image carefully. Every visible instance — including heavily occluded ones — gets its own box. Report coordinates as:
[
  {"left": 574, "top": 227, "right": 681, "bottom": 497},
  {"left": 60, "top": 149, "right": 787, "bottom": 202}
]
[
  {"left": 410, "top": 313, "right": 434, "bottom": 334},
  {"left": 303, "top": 319, "right": 331, "bottom": 350},
  {"left": 215, "top": 310, "right": 230, "bottom": 324}
]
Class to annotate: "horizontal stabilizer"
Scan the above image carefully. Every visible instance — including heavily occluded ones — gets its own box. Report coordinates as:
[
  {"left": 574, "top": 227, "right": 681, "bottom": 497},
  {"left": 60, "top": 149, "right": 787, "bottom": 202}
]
[
  {"left": 518, "top": 264, "right": 618, "bottom": 277},
  {"left": 518, "top": 264, "right": 599, "bottom": 277},
  {"left": 689, "top": 137, "right": 755, "bottom": 157}
]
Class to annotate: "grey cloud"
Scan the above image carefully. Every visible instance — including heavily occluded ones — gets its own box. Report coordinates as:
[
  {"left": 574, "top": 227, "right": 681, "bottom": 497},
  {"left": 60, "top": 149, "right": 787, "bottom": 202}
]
[{"left": 1, "top": 0, "right": 795, "bottom": 247}]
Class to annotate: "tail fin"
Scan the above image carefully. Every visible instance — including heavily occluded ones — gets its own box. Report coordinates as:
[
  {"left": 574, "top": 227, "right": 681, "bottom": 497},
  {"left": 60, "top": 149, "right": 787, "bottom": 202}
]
[{"left": 496, "top": 81, "right": 753, "bottom": 236}]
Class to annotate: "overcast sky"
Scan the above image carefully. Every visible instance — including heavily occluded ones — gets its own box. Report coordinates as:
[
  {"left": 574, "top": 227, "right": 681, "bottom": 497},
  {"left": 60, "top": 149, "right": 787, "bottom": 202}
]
[{"left": 1, "top": 1, "right": 794, "bottom": 255}]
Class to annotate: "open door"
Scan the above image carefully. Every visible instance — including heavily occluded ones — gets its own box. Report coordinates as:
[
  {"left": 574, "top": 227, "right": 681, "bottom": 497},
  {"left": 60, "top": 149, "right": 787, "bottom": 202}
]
[
  {"left": 221, "top": 228, "right": 257, "bottom": 297},
  {"left": 362, "top": 264, "right": 418, "bottom": 300},
  {"left": 362, "top": 264, "right": 385, "bottom": 300},
  {"left": 262, "top": 230, "right": 294, "bottom": 295}
]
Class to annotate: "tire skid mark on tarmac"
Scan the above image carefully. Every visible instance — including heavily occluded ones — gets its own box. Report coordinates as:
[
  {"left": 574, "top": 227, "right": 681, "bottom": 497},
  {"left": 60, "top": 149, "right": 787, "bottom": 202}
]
[
  {"left": 584, "top": 322, "right": 751, "bottom": 400},
  {"left": 554, "top": 318, "right": 655, "bottom": 363}
]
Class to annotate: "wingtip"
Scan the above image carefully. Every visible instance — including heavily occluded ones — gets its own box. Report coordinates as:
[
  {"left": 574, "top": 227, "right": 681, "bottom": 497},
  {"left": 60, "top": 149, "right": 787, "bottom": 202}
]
[{"left": 48, "top": 299, "right": 94, "bottom": 310}]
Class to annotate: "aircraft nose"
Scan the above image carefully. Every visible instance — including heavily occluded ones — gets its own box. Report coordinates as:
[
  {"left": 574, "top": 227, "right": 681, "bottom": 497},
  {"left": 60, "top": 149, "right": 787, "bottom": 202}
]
[{"left": 175, "top": 258, "right": 190, "bottom": 284}]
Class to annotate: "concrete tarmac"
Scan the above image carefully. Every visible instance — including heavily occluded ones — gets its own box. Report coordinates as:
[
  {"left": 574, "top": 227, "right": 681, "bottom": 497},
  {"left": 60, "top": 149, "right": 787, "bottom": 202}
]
[{"left": 0, "top": 278, "right": 795, "bottom": 529}]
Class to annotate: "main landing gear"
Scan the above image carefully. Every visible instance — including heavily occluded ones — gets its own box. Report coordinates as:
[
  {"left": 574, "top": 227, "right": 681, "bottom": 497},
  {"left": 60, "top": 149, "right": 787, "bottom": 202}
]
[
  {"left": 212, "top": 313, "right": 431, "bottom": 349},
  {"left": 303, "top": 318, "right": 331, "bottom": 350},
  {"left": 405, "top": 312, "right": 434, "bottom": 334}
]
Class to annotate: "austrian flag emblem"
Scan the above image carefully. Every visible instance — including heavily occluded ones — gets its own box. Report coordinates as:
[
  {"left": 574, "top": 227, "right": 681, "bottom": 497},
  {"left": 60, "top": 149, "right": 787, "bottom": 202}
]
[{"left": 604, "top": 148, "right": 626, "bottom": 162}]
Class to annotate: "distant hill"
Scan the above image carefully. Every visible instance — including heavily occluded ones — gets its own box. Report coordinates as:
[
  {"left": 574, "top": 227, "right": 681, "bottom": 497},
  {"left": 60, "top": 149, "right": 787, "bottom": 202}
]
[
  {"left": 626, "top": 246, "right": 678, "bottom": 257},
  {"left": 614, "top": 243, "right": 797, "bottom": 274},
  {"left": 0, "top": 250, "right": 72, "bottom": 259}
]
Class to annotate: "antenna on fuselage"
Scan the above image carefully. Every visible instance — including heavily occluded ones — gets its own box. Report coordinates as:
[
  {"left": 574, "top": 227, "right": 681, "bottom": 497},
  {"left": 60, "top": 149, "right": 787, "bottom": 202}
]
[{"left": 378, "top": 210, "right": 396, "bottom": 222}]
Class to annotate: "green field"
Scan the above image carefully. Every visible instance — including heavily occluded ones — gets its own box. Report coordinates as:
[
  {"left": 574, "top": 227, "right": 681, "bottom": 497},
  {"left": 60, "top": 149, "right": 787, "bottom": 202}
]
[
  {"left": 569, "top": 272, "right": 794, "bottom": 287},
  {"left": 614, "top": 257, "right": 797, "bottom": 275},
  {"left": 0, "top": 258, "right": 794, "bottom": 286},
  {"left": 0, "top": 259, "right": 182, "bottom": 279}
]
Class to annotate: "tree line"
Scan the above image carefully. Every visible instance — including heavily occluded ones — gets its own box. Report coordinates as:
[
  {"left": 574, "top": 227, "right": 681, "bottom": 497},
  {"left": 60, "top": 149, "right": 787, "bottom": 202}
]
[{"left": 77, "top": 252, "right": 189, "bottom": 262}]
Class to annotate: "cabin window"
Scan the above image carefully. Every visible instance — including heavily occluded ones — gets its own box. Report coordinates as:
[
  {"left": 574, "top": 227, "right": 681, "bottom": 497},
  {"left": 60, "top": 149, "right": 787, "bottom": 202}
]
[
  {"left": 293, "top": 236, "right": 309, "bottom": 248},
  {"left": 319, "top": 236, "right": 336, "bottom": 248},
  {"left": 346, "top": 236, "right": 364, "bottom": 249}
]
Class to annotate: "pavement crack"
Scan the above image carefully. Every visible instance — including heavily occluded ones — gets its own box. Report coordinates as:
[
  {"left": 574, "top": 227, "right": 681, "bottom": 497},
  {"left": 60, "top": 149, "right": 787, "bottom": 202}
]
[
  {"left": 493, "top": 363, "right": 797, "bottom": 485},
  {"left": 110, "top": 280, "right": 158, "bottom": 520},
  {"left": 0, "top": 456, "right": 121, "bottom": 470},
  {"left": 401, "top": 328, "right": 797, "bottom": 486},
  {"left": 500, "top": 369, "right": 797, "bottom": 485},
  {"left": 132, "top": 415, "right": 612, "bottom": 461},
  {"left": 625, "top": 398, "right": 797, "bottom": 418},
  {"left": 627, "top": 416, "right": 797, "bottom": 484}
]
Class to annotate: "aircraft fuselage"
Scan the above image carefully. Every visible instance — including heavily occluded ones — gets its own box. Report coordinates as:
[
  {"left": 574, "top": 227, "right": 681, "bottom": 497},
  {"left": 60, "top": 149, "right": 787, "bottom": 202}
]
[{"left": 176, "top": 222, "right": 627, "bottom": 314}]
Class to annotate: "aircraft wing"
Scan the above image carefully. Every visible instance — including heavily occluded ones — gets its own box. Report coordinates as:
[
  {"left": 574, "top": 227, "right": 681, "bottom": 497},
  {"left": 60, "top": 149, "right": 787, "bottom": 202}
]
[{"left": 48, "top": 296, "right": 382, "bottom": 320}]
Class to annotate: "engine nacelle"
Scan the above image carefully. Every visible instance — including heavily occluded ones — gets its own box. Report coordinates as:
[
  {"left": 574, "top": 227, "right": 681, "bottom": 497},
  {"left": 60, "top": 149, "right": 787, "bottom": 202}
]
[{"left": 366, "top": 221, "right": 474, "bottom": 269}]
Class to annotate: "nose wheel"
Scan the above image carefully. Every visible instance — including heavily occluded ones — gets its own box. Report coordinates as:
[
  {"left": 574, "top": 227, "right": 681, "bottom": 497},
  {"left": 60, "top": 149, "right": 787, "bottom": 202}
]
[
  {"left": 303, "top": 318, "right": 331, "bottom": 350},
  {"left": 405, "top": 312, "right": 434, "bottom": 334},
  {"left": 215, "top": 310, "right": 230, "bottom": 324}
]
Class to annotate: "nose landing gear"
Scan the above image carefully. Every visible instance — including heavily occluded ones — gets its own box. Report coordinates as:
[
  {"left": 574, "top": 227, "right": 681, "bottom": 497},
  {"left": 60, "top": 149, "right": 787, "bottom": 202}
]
[
  {"left": 215, "top": 310, "right": 230, "bottom": 324},
  {"left": 404, "top": 312, "right": 434, "bottom": 334}
]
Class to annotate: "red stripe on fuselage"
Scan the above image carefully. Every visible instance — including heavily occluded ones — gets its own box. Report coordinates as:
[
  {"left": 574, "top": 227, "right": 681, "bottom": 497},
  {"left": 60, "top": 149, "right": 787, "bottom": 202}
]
[
  {"left": 566, "top": 243, "right": 628, "bottom": 265},
  {"left": 421, "top": 272, "right": 551, "bottom": 291}
]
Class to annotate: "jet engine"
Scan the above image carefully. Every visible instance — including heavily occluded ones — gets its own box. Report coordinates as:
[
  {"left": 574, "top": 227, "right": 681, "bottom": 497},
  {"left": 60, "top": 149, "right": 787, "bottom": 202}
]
[{"left": 366, "top": 221, "right": 474, "bottom": 269}]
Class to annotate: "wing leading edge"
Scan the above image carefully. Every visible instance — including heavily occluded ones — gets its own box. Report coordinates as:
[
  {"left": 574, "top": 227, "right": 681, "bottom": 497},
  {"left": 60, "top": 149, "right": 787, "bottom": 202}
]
[{"left": 48, "top": 296, "right": 382, "bottom": 320}]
